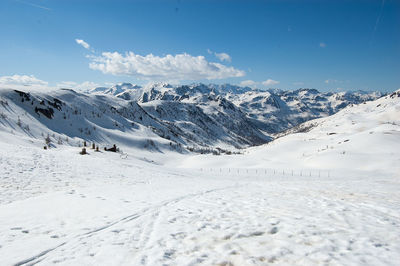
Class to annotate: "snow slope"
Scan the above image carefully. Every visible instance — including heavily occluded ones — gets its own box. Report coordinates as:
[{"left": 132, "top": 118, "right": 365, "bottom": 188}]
[
  {"left": 0, "top": 88, "right": 180, "bottom": 152},
  {"left": 0, "top": 88, "right": 269, "bottom": 150},
  {"left": 0, "top": 84, "right": 381, "bottom": 152},
  {"left": 92, "top": 83, "right": 382, "bottom": 134},
  {"left": 0, "top": 89, "right": 399, "bottom": 265},
  {"left": 181, "top": 90, "right": 400, "bottom": 176}
]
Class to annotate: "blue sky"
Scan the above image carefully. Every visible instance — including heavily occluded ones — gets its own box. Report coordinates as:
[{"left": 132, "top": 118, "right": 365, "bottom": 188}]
[{"left": 0, "top": 0, "right": 399, "bottom": 92}]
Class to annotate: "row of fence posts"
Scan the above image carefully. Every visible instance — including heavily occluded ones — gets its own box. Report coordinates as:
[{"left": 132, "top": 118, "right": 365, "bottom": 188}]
[{"left": 199, "top": 168, "right": 330, "bottom": 178}]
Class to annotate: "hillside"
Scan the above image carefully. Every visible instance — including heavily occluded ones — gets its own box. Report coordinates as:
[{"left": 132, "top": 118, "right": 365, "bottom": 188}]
[
  {"left": 180, "top": 89, "right": 400, "bottom": 177},
  {"left": 90, "top": 83, "right": 383, "bottom": 135},
  {"left": 0, "top": 89, "right": 399, "bottom": 265}
]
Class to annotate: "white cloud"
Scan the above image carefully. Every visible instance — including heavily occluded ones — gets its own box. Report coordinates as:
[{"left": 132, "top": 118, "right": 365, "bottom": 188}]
[
  {"left": 207, "top": 49, "right": 232, "bottom": 62},
  {"left": 75, "top": 39, "right": 90, "bottom": 50},
  {"left": 56, "top": 81, "right": 77, "bottom": 88},
  {"left": 88, "top": 51, "right": 245, "bottom": 81},
  {"left": 319, "top": 42, "right": 326, "bottom": 48},
  {"left": 239, "top": 80, "right": 258, "bottom": 88},
  {"left": 325, "top": 79, "right": 343, "bottom": 84},
  {"left": 262, "top": 79, "right": 280, "bottom": 86},
  {"left": 0, "top": 74, "right": 48, "bottom": 89},
  {"left": 239, "top": 79, "right": 280, "bottom": 88},
  {"left": 214, "top": 52, "right": 231, "bottom": 63},
  {"left": 0, "top": 74, "right": 101, "bottom": 92},
  {"left": 57, "top": 81, "right": 99, "bottom": 91}
]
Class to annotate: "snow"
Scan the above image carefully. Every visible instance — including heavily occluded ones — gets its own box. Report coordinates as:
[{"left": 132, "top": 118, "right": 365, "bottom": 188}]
[
  {"left": 0, "top": 90, "right": 399, "bottom": 265},
  {"left": 89, "top": 83, "right": 383, "bottom": 135}
]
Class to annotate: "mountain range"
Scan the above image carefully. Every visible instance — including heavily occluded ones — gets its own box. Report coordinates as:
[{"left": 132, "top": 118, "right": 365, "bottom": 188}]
[{"left": 0, "top": 83, "right": 384, "bottom": 152}]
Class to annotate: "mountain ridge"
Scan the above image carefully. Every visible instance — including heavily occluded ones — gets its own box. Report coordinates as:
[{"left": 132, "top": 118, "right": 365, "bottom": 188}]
[{"left": 0, "top": 84, "right": 385, "bottom": 153}]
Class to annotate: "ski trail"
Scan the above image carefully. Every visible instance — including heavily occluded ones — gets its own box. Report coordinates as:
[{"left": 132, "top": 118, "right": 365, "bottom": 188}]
[{"left": 12, "top": 185, "right": 241, "bottom": 265}]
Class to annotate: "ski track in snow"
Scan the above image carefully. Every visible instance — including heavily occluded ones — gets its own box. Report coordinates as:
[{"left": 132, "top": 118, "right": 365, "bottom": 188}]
[
  {"left": 2, "top": 89, "right": 400, "bottom": 265},
  {"left": 1, "top": 143, "right": 399, "bottom": 265},
  {"left": 12, "top": 186, "right": 239, "bottom": 266}
]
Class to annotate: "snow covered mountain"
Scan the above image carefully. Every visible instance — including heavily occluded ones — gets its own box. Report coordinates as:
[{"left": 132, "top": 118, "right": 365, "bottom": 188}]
[
  {"left": 225, "top": 88, "right": 383, "bottom": 133},
  {"left": 91, "top": 83, "right": 383, "bottom": 134},
  {"left": 212, "top": 88, "right": 400, "bottom": 175},
  {"left": 0, "top": 89, "right": 399, "bottom": 266},
  {"left": 0, "top": 88, "right": 170, "bottom": 150},
  {"left": 179, "top": 88, "right": 400, "bottom": 178},
  {"left": 89, "top": 83, "right": 142, "bottom": 96},
  {"left": 0, "top": 84, "right": 383, "bottom": 153},
  {"left": 0, "top": 87, "right": 269, "bottom": 152},
  {"left": 88, "top": 83, "right": 143, "bottom": 100}
]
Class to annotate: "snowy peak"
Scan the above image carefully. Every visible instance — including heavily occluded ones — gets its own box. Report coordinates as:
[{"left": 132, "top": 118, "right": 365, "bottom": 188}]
[
  {"left": 90, "top": 83, "right": 143, "bottom": 101},
  {"left": 1, "top": 83, "right": 386, "bottom": 154},
  {"left": 263, "top": 89, "right": 400, "bottom": 174},
  {"left": 87, "top": 83, "right": 383, "bottom": 135},
  {"left": 90, "top": 83, "right": 142, "bottom": 96},
  {"left": 0, "top": 87, "right": 269, "bottom": 151}
]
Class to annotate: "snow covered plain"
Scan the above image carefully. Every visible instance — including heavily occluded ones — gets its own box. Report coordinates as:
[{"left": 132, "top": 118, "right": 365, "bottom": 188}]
[{"left": 1, "top": 91, "right": 400, "bottom": 265}]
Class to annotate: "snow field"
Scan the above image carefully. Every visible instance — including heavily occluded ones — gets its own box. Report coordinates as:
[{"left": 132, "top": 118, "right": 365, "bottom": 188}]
[
  {"left": 1, "top": 140, "right": 400, "bottom": 265},
  {"left": 0, "top": 90, "right": 399, "bottom": 265}
]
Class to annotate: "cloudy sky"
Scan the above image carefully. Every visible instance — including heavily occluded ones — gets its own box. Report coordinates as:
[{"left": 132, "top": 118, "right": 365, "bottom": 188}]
[{"left": 0, "top": 0, "right": 399, "bottom": 91}]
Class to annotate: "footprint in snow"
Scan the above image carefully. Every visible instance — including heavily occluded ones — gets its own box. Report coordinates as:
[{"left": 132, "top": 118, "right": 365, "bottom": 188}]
[
  {"left": 251, "top": 231, "right": 265, "bottom": 236},
  {"left": 170, "top": 232, "right": 187, "bottom": 240},
  {"left": 237, "top": 231, "right": 264, "bottom": 238},
  {"left": 168, "top": 217, "right": 177, "bottom": 223},
  {"left": 269, "top": 227, "right": 279, "bottom": 234},
  {"left": 163, "top": 249, "right": 176, "bottom": 259}
]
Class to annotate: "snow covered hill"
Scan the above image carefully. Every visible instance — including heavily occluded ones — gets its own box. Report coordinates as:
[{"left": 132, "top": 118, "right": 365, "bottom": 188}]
[
  {"left": 0, "top": 87, "right": 268, "bottom": 152},
  {"left": 0, "top": 89, "right": 399, "bottom": 265},
  {"left": 90, "top": 83, "right": 383, "bottom": 134},
  {"left": 0, "top": 83, "right": 386, "bottom": 154},
  {"left": 89, "top": 83, "right": 143, "bottom": 100},
  {"left": 0, "top": 84, "right": 384, "bottom": 154},
  {"left": 225, "top": 88, "right": 382, "bottom": 133},
  {"left": 0, "top": 88, "right": 174, "bottom": 151},
  {"left": 181, "top": 89, "right": 400, "bottom": 176}
]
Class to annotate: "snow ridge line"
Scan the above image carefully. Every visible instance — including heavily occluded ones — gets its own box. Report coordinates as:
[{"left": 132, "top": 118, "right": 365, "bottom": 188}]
[{"left": 12, "top": 184, "right": 241, "bottom": 266}]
